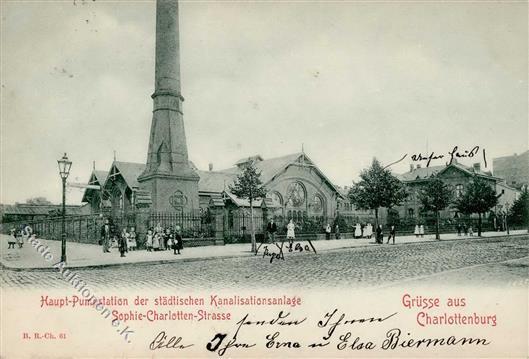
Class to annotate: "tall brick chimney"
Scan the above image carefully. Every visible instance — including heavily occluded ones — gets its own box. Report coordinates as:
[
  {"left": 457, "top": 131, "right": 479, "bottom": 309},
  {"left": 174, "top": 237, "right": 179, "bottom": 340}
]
[{"left": 138, "top": 0, "right": 199, "bottom": 212}]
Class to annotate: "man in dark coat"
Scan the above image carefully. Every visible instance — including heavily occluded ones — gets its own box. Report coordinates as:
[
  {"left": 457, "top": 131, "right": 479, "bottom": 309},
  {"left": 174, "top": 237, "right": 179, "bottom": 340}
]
[
  {"left": 376, "top": 225, "right": 383, "bottom": 244},
  {"left": 266, "top": 219, "right": 277, "bottom": 243},
  {"left": 100, "top": 219, "right": 112, "bottom": 253},
  {"left": 172, "top": 226, "right": 183, "bottom": 255}
]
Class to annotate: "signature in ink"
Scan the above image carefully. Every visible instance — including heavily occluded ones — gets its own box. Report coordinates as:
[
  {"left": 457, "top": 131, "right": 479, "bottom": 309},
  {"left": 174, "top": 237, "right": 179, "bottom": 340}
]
[{"left": 384, "top": 145, "right": 487, "bottom": 169}]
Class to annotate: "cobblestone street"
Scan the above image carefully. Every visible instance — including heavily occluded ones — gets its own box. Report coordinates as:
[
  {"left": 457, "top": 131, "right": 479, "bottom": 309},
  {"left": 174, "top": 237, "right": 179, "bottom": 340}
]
[{"left": 1, "top": 235, "right": 527, "bottom": 290}]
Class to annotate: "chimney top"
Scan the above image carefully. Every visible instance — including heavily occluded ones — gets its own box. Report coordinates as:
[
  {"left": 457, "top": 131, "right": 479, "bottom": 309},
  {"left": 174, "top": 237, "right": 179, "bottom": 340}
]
[
  {"left": 409, "top": 164, "right": 414, "bottom": 172},
  {"left": 208, "top": 163, "right": 213, "bottom": 172},
  {"left": 473, "top": 162, "right": 481, "bottom": 172},
  {"left": 417, "top": 164, "right": 422, "bottom": 169}
]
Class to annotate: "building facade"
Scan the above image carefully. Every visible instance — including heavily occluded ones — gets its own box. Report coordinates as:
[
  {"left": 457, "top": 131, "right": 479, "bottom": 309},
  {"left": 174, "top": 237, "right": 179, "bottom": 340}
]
[
  {"left": 395, "top": 162, "right": 500, "bottom": 221},
  {"left": 493, "top": 150, "right": 529, "bottom": 190}
]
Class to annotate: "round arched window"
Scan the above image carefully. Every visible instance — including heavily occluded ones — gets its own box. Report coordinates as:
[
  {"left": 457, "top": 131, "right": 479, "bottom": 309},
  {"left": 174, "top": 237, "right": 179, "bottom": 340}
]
[{"left": 286, "top": 182, "right": 306, "bottom": 207}]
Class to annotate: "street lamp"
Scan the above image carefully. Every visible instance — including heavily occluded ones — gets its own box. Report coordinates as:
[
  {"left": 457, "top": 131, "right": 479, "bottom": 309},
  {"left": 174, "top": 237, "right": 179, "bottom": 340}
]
[{"left": 57, "top": 153, "right": 72, "bottom": 263}]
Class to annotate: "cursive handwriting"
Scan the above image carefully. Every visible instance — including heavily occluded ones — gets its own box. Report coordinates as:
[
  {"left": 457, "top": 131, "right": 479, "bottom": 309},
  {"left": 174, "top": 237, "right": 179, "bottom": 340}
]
[
  {"left": 148, "top": 331, "right": 193, "bottom": 350},
  {"left": 388, "top": 145, "right": 487, "bottom": 169},
  {"left": 318, "top": 309, "right": 398, "bottom": 340}
]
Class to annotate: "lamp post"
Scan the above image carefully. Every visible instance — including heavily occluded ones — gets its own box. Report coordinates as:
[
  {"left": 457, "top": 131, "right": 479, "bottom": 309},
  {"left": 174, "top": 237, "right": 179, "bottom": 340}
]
[{"left": 57, "top": 153, "right": 72, "bottom": 263}]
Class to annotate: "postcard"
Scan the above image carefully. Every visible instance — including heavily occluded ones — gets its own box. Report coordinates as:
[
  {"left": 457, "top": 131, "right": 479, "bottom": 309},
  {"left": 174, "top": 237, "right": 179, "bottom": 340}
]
[{"left": 1, "top": 0, "right": 527, "bottom": 357}]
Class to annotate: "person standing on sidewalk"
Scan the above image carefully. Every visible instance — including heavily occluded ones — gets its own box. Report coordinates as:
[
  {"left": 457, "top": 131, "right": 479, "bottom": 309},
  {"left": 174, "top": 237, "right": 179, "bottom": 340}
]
[
  {"left": 335, "top": 224, "right": 340, "bottom": 239},
  {"left": 173, "top": 225, "right": 183, "bottom": 255},
  {"left": 146, "top": 229, "right": 153, "bottom": 251},
  {"left": 100, "top": 219, "right": 112, "bottom": 253},
  {"left": 387, "top": 225, "right": 396, "bottom": 244},
  {"left": 376, "top": 225, "right": 383, "bottom": 244},
  {"left": 118, "top": 232, "right": 127, "bottom": 257},
  {"left": 419, "top": 224, "right": 425, "bottom": 238},
  {"left": 325, "top": 224, "right": 332, "bottom": 240},
  {"left": 456, "top": 223, "right": 462, "bottom": 236},
  {"left": 414, "top": 224, "right": 420, "bottom": 238},
  {"left": 7, "top": 229, "right": 16, "bottom": 249},
  {"left": 267, "top": 219, "right": 277, "bottom": 243},
  {"left": 354, "top": 223, "right": 362, "bottom": 239},
  {"left": 286, "top": 219, "right": 296, "bottom": 245}
]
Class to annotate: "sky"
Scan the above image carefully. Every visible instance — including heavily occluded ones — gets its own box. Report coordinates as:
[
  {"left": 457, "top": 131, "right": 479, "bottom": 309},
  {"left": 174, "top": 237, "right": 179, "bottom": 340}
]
[{"left": 1, "top": 0, "right": 527, "bottom": 205}]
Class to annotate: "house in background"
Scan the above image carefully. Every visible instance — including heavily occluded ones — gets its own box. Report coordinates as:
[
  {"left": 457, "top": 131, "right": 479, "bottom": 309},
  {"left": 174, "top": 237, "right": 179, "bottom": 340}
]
[{"left": 395, "top": 161, "right": 501, "bottom": 220}]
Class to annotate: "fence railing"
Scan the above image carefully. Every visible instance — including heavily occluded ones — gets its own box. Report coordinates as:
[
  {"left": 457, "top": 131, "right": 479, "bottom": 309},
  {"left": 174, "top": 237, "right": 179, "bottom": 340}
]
[{"left": 1, "top": 211, "right": 524, "bottom": 246}]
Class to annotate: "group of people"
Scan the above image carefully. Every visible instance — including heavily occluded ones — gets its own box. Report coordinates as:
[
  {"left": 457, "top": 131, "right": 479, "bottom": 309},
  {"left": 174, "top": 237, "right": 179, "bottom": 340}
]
[
  {"left": 374, "top": 224, "right": 397, "bottom": 244},
  {"left": 456, "top": 223, "right": 474, "bottom": 236},
  {"left": 145, "top": 223, "right": 183, "bottom": 255},
  {"left": 7, "top": 224, "right": 33, "bottom": 249},
  {"left": 413, "top": 224, "right": 425, "bottom": 238},
  {"left": 100, "top": 220, "right": 184, "bottom": 258}
]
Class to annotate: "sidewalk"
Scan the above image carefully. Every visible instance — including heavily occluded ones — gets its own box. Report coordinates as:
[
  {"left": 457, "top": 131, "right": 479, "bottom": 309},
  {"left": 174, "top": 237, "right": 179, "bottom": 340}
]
[{"left": 1, "top": 230, "right": 527, "bottom": 271}]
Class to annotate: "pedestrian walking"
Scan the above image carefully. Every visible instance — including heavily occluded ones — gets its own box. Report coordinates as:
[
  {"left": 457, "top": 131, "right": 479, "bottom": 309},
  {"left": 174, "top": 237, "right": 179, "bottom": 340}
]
[
  {"left": 354, "top": 223, "right": 362, "bottom": 239},
  {"left": 387, "top": 225, "right": 396, "bottom": 244},
  {"left": 463, "top": 224, "right": 468, "bottom": 236},
  {"left": 419, "top": 224, "right": 425, "bottom": 238},
  {"left": 267, "top": 219, "right": 278, "bottom": 243},
  {"left": 468, "top": 226, "right": 474, "bottom": 236},
  {"left": 173, "top": 225, "right": 183, "bottom": 255},
  {"left": 7, "top": 229, "right": 16, "bottom": 249},
  {"left": 325, "top": 224, "right": 332, "bottom": 240},
  {"left": 286, "top": 219, "right": 296, "bottom": 245},
  {"left": 414, "top": 225, "right": 420, "bottom": 238},
  {"left": 100, "top": 219, "right": 112, "bottom": 253},
  {"left": 456, "top": 223, "right": 462, "bottom": 236}
]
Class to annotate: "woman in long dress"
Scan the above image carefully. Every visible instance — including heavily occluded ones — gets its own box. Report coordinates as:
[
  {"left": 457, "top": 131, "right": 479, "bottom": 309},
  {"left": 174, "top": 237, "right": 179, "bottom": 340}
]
[
  {"left": 286, "top": 220, "right": 296, "bottom": 245},
  {"left": 414, "top": 225, "right": 420, "bottom": 238},
  {"left": 354, "top": 223, "right": 362, "bottom": 238},
  {"left": 364, "top": 223, "right": 373, "bottom": 239},
  {"left": 418, "top": 224, "right": 424, "bottom": 238}
]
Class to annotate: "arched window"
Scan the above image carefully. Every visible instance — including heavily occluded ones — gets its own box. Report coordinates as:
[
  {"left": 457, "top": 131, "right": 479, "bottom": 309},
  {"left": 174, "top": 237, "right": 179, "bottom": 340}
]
[{"left": 286, "top": 182, "right": 306, "bottom": 208}]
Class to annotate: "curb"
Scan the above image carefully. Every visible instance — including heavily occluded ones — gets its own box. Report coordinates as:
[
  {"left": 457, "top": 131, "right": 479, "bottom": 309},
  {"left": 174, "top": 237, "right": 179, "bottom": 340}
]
[{"left": 1, "top": 233, "right": 527, "bottom": 272}]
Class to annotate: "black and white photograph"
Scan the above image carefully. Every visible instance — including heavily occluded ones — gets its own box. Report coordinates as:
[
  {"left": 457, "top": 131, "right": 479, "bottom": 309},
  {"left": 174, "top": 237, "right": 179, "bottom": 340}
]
[{"left": 1, "top": 0, "right": 527, "bottom": 357}]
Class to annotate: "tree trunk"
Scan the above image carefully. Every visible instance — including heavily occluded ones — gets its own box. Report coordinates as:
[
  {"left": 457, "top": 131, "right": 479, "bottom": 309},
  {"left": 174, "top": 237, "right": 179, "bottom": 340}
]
[
  {"left": 250, "top": 200, "right": 256, "bottom": 253},
  {"left": 374, "top": 208, "right": 379, "bottom": 227},
  {"left": 435, "top": 210, "right": 440, "bottom": 240},
  {"left": 478, "top": 213, "right": 482, "bottom": 237}
]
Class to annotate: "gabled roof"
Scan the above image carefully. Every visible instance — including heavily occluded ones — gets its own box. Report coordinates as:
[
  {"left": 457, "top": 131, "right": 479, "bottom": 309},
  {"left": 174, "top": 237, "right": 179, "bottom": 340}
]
[
  {"left": 397, "top": 163, "right": 499, "bottom": 182},
  {"left": 396, "top": 165, "right": 445, "bottom": 181},
  {"left": 82, "top": 170, "right": 109, "bottom": 202},
  {"left": 220, "top": 152, "right": 343, "bottom": 198},
  {"left": 105, "top": 161, "right": 146, "bottom": 189},
  {"left": 92, "top": 171, "right": 108, "bottom": 185}
]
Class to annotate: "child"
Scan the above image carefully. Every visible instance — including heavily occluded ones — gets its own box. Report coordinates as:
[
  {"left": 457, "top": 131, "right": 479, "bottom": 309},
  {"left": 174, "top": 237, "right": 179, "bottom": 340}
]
[
  {"left": 7, "top": 229, "right": 16, "bottom": 249},
  {"left": 152, "top": 232, "right": 161, "bottom": 251},
  {"left": 146, "top": 230, "right": 153, "bottom": 252},
  {"left": 129, "top": 227, "right": 137, "bottom": 251}
]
